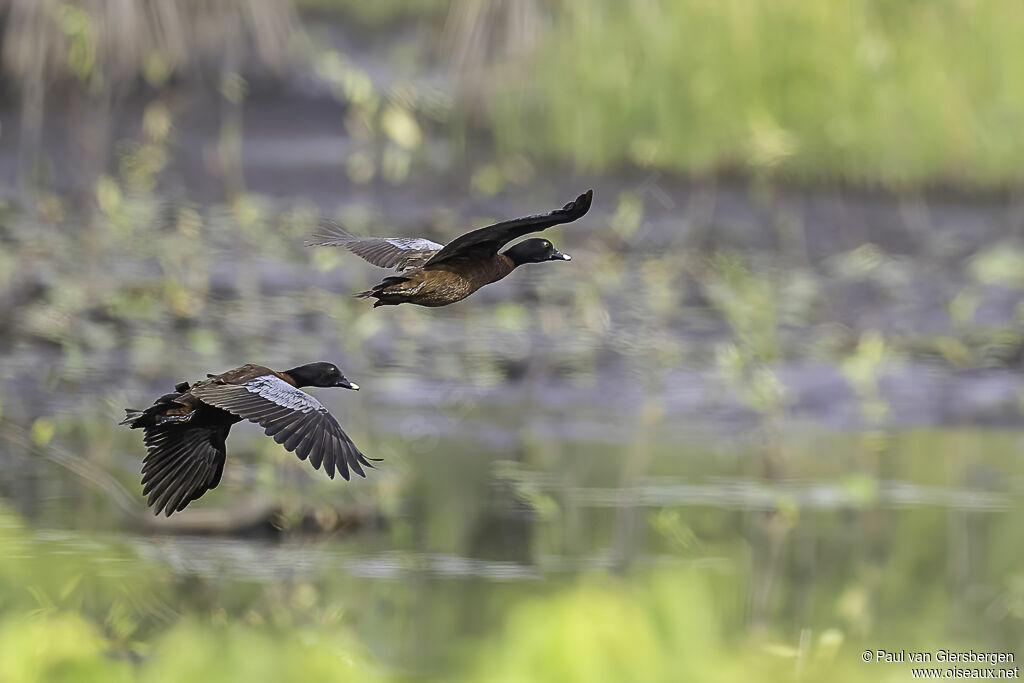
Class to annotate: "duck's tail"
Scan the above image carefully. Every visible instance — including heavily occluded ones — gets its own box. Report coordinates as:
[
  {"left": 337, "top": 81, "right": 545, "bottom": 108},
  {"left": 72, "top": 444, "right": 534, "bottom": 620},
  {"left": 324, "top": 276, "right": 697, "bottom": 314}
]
[
  {"left": 355, "top": 276, "right": 409, "bottom": 306},
  {"left": 121, "top": 400, "right": 192, "bottom": 429},
  {"left": 120, "top": 409, "right": 146, "bottom": 427},
  {"left": 354, "top": 289, "right": 395, "bottom": 307}
]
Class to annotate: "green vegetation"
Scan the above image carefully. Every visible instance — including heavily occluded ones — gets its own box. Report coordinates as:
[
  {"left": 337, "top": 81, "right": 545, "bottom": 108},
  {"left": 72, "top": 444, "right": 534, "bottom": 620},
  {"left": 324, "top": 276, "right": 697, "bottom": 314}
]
[
  {"left": 4, "top": 458, "right": 1021, "bottom": 683},
  {"left": 469, "top": 573, "right": 873, "bottom": 683},
  {"left": 295, "top": 0, "right": 449, "bottom": 25},
  {"left": 489, "top": 0, "right": 1024, "bottom": 187},
  {"left": 9, "top": 0, "right": 1024, "bottom": 187},
  {"left": 0, "top": 614, "right": 383, "bottom": 683}
]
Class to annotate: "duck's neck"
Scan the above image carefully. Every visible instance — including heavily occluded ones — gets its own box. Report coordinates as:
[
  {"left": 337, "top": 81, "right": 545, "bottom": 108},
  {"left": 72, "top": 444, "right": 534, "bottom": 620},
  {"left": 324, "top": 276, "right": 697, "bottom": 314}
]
[
  {"left": 494, "top": 253, "right": 519, "bottom": 279},
  {"left": 499, "top": 250, "right": 527, "bottom": 269},
  {"left": 282, "top": 365, "right": 315, "bottom": 387}
]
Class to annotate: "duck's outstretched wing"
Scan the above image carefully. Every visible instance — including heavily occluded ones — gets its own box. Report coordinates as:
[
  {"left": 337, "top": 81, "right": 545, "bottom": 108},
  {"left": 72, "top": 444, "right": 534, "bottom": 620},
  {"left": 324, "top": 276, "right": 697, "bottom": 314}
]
[
  {"left": 141, "top": 424, "right": 228, "bottom": 516},
  {"left": 309, "top": 220, "right": 443, "bottom": 271},
  {"left": 424, "top": 189, "right": 592, "bottom": 266},
  {"left": 191, "top": 375, "right": 375, "bottom": 481}
]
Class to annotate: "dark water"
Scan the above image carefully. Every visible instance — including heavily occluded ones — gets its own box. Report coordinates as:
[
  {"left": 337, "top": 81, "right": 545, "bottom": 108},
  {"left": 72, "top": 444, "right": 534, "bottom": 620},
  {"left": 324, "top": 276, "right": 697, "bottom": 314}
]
[
  {"left": 6, "top": 413, "right": 1024, "bottom": 673},
  {"left": 3, "top": 165, "right": 1024, "bottom": 675}
]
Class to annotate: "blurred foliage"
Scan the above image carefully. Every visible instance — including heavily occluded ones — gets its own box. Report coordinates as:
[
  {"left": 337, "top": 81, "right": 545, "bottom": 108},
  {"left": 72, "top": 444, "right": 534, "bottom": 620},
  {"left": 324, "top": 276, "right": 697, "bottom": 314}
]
[
  {"left": 0, "top": 614, "right": 133, "bottom": 683},
  {"left": 0, "top": 505, "right": 382, "bottom": 681},
  {"left": 295, "top": 0, "right": 449, "bottom": 25},
  {"left": 467, "top": 572, "right": 875, "bottom": 683},
  {"left": 137, "top": 622, "right": 382, "bottom": 683},
  {"left": 488, "top": 0, "right": 1024, "bottom": 187},
  {"left": 0, "top": 604, "right": 383, "bottom": 683},
  {"left": 841, "top": 331, "right": 890, "bottom": 424},
  {"left": 0, "top": 0, "right": 297, "bottom": 86},
  {"left": 3, "top": 0, "right": 1024, "bottom": 189},
  {"left": 4, "top": 464, "right": 1023, "bottom": 683},
  {"left": 311, "top": 46, "right": 445, "bottom": 187},
  {"left": 707, "top": 254, "right": 789, "bottom": 418},
  {"left": 969, "top": 245, "right": 1024, "bottom": 289}
]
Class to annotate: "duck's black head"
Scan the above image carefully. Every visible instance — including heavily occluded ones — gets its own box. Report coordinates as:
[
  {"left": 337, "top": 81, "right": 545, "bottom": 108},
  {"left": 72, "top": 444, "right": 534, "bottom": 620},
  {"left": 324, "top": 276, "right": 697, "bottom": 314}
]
[
  {"left": 503, "top": 238, "right": 572, "bottom": 266},
  {"left": 284, "top": 362, "right": 359, "bottom": 390}
]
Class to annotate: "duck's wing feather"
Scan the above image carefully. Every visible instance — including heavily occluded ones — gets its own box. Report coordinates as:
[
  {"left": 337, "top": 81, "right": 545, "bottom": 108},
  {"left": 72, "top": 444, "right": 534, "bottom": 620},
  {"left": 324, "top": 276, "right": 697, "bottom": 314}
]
[
  {"left": 141, "top": 424, "right": 228, "bottom": 516},
  {"left": 308, "top": 220, "right": 443, "bottom": 271},
  {"left": 191, "top": 375, "right": 375, "bottom": 481},
  {"left": 424, "top": 189, "right": 592, "bottom": 266}
]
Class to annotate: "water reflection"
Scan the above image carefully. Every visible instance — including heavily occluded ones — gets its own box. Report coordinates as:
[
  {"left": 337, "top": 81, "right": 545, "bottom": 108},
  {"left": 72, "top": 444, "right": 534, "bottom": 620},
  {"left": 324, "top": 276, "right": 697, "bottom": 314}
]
[
  {"left": 565, "top": 477, "right": 1012, "bottom": 510},
  {"left": 6, "top": 423, "right": 1023, "bottom": 675}
]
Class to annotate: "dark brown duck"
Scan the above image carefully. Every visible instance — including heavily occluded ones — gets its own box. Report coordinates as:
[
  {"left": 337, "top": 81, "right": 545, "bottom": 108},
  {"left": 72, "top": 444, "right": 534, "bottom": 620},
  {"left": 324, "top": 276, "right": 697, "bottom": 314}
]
[
  {"left": 309, "top": 190, "right": 593, "bottom": 307},
  {"left": 121, "top": 362, "right": 374, "bottom": 516}
]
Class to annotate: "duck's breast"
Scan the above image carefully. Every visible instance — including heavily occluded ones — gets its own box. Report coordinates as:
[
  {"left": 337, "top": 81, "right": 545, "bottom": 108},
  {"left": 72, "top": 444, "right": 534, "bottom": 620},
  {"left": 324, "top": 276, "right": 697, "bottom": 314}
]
[{"left": 422, "top": 256, "right": 515, "bottom": 302}]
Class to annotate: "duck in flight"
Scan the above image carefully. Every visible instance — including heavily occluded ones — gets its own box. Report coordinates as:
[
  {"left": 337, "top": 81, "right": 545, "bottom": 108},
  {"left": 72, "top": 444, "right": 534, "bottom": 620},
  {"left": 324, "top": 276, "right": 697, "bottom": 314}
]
[
  {"left": 309, "top": 190, "right": 593, "bottom": 307},
  {"left": 121, "top": 362, "right": 374, "bottom": 516}
]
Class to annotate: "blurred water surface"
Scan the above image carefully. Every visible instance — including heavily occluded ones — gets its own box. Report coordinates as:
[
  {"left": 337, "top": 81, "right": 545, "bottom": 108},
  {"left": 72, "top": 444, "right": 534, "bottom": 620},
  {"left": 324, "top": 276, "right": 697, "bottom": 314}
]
[{"left": 5, "top": 425, "right": 1024, "bottom": 676}]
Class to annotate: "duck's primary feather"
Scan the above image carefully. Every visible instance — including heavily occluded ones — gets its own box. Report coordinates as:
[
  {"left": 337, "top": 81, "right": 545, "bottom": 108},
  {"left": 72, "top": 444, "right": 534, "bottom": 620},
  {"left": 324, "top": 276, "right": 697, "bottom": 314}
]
[
  {"left": 424, "top": 190, "right": 592, "bottom": 265},
  {"left": 190, "top": 375, "right": 372, "bottom": 480},
  {"left": 309, "top": 222, "right": 443, "bottom": 271},
  {"left": 141, "top": 423, "right": 228, "bottom": 516}
]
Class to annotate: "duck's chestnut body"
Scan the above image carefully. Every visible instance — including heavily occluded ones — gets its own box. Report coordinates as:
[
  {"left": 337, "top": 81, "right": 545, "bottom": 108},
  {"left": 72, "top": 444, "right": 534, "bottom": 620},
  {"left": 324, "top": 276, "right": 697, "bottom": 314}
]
[
  {"left": 310, "top": 190, "right": 592, "bottom": 307},
  {"left": 121, "top": 362, "right": 372, "bottom": 516},
  {"left": 365, "top": 253, "right": 518, "bottom": 308}
]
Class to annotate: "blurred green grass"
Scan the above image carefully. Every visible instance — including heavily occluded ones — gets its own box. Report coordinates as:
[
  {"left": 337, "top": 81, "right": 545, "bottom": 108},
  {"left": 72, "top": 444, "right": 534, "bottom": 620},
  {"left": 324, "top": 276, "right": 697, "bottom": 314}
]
[
  {"left": 295, "top": 0, "right": 448, "bottom": 25},
  {"left": 6, "top": 0, "right": 1023, "bottom": 188},
  {"left": 0, "top": 505, "right": 949, "bottom": 683},
  {"left": 488, "top": 0, "right": 1024, "bottom": 187}
]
